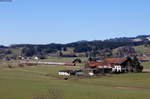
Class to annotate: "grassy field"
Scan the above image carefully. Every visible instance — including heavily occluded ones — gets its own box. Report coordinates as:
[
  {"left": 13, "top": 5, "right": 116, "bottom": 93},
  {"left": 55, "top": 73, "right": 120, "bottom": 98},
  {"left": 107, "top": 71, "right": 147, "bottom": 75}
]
[
  {"left": 134, "top": 45, "right": 150, "bottom": 54},
  {"left": 0, "top": 58, "right": 150, "bottom": 99},
  {"left": 142, "top": 62, "right": 150, "bottom": 69}
]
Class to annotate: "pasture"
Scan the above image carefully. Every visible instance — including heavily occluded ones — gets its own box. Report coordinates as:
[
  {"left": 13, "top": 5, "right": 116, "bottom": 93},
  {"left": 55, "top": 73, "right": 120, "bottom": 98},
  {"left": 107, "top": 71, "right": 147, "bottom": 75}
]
[{"left": 0, "top": 58, "right": 150, "bottom": 99}]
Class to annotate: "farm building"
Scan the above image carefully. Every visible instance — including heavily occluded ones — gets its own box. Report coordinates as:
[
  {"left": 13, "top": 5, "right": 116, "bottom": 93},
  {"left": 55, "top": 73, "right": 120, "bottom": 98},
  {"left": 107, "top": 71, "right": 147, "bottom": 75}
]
[
  {"left": 58, "top": 70, "right": 73, "bottom": 76},
  {"left": 86, "top": 57, "right": 143, "bottom": 74},
  {"left": 138, "top": 57, "right": 150, "bottom": 62}
]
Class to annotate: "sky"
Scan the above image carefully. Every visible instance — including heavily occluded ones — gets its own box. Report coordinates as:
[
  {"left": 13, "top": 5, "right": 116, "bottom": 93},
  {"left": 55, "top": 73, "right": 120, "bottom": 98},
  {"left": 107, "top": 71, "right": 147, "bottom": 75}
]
[{"left": 0, "top": 0, "right": 150, "bottom": 46}]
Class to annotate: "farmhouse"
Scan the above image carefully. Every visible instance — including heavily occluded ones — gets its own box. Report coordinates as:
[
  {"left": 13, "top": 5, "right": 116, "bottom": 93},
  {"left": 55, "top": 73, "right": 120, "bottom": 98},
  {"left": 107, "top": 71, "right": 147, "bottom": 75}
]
[
  {"left": 103, "top": 57, "right": 133, "bottom": 73},
  {"left": 86, "top": 57, "right": 143, "bottom": 74}
]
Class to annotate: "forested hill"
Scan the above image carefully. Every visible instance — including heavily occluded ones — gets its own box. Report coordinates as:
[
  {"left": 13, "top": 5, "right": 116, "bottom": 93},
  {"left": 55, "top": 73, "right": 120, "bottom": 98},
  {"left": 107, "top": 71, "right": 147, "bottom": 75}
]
[
  {"left": 1, "top": 35, "right": 150, "bottom": 58},
  {"left": 9, "top": 35, "right": 150, "bottom": 52}
]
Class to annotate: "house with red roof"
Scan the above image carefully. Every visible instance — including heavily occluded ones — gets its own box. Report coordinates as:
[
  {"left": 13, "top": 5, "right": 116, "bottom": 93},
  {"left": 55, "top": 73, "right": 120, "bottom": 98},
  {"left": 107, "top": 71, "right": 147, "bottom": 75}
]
[{"left": 86, "top": 57, "right": 143, "bottom": 74}]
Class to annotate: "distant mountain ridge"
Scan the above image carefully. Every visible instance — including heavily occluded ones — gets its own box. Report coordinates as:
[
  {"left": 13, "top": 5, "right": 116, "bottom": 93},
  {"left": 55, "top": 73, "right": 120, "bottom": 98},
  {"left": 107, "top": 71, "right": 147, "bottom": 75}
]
[
  {"left": 0, "top": 35, "right": 149, "bottom": 48},
  {"left": 0, "top": 34, "right": 150, "bottom": 58}
]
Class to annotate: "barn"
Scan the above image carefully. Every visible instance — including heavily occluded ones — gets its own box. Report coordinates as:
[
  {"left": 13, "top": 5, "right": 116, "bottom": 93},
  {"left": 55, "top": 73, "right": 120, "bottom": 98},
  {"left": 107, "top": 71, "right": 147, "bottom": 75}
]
[{"left": 86, "top": 57, "right": 143, "bottom": 74}]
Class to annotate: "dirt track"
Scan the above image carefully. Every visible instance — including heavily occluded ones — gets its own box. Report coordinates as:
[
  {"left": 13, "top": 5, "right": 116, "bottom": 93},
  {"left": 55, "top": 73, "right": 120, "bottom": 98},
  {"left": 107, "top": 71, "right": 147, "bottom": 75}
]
[
  {"left": 114, "top": 86, "right": 150, "bottom": 90},
  {"left": 143, "top": 69, "right": 150, "bottom": 72}
]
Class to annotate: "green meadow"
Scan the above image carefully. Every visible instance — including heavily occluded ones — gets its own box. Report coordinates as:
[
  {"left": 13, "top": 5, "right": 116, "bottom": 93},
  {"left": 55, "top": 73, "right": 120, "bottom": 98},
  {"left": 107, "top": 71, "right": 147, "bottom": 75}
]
[{"left": 0, "top": 58, "right": 150, "bottom": 99}]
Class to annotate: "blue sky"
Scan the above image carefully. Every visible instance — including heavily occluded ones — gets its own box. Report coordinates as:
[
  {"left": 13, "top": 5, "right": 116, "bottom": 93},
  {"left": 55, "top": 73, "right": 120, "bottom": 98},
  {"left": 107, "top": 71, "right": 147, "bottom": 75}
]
[{"left": 0, "top": 0, "right": 150, "bottom": 45}]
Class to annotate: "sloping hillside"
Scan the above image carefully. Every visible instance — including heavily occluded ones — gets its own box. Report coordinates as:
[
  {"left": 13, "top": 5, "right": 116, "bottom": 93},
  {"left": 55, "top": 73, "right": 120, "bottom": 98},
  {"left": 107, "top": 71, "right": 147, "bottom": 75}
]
[{"left": 134, "top": 45, "right": 150, "bottom": 54}]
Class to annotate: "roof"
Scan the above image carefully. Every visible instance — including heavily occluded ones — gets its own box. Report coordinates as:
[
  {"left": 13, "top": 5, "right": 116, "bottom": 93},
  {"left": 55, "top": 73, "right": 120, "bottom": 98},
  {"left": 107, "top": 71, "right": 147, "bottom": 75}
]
[
  {"left": 88, "top": 61, "right": 112, "bottom": 67},
  {"left": 88, "top": 58, "right": 128, "bottom": 68},
  {"left": 138, "top": 57, "right": 150, "bottom": 61},
  {"left": 103, "top": 58, "right": 127, "bottom": 64}
]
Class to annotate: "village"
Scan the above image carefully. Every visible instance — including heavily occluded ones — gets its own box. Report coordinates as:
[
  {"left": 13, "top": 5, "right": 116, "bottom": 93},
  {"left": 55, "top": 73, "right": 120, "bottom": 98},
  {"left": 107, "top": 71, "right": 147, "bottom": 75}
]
[{"left": 15, "top": 56, "right": 149, "bottom": 78}]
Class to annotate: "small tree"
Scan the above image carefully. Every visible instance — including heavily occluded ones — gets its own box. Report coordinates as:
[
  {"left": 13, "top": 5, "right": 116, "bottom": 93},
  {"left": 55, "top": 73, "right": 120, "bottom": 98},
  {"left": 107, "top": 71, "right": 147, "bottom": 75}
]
[{"left": 132, "top": 56, "right": 143, "bottom": 72}]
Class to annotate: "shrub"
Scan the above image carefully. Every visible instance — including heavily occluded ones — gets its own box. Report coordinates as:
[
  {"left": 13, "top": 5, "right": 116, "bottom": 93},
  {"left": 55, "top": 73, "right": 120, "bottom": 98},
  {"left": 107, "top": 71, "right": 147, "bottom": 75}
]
[
  {"left": 8, "top": 64, "right": 13, "bottom": 68},
  {"left": 18, "top": 63, "right": 24, "bottom": 67}
]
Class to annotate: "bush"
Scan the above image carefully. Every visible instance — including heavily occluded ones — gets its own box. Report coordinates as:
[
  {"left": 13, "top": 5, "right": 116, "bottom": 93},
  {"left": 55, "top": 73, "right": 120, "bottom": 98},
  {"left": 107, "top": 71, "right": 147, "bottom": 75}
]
[
  {"left": 18, "top": 63, "right": 24, "bottom": 67},
  {"left": 8, "top": 64, "right": 12, "bottom": 68}
]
